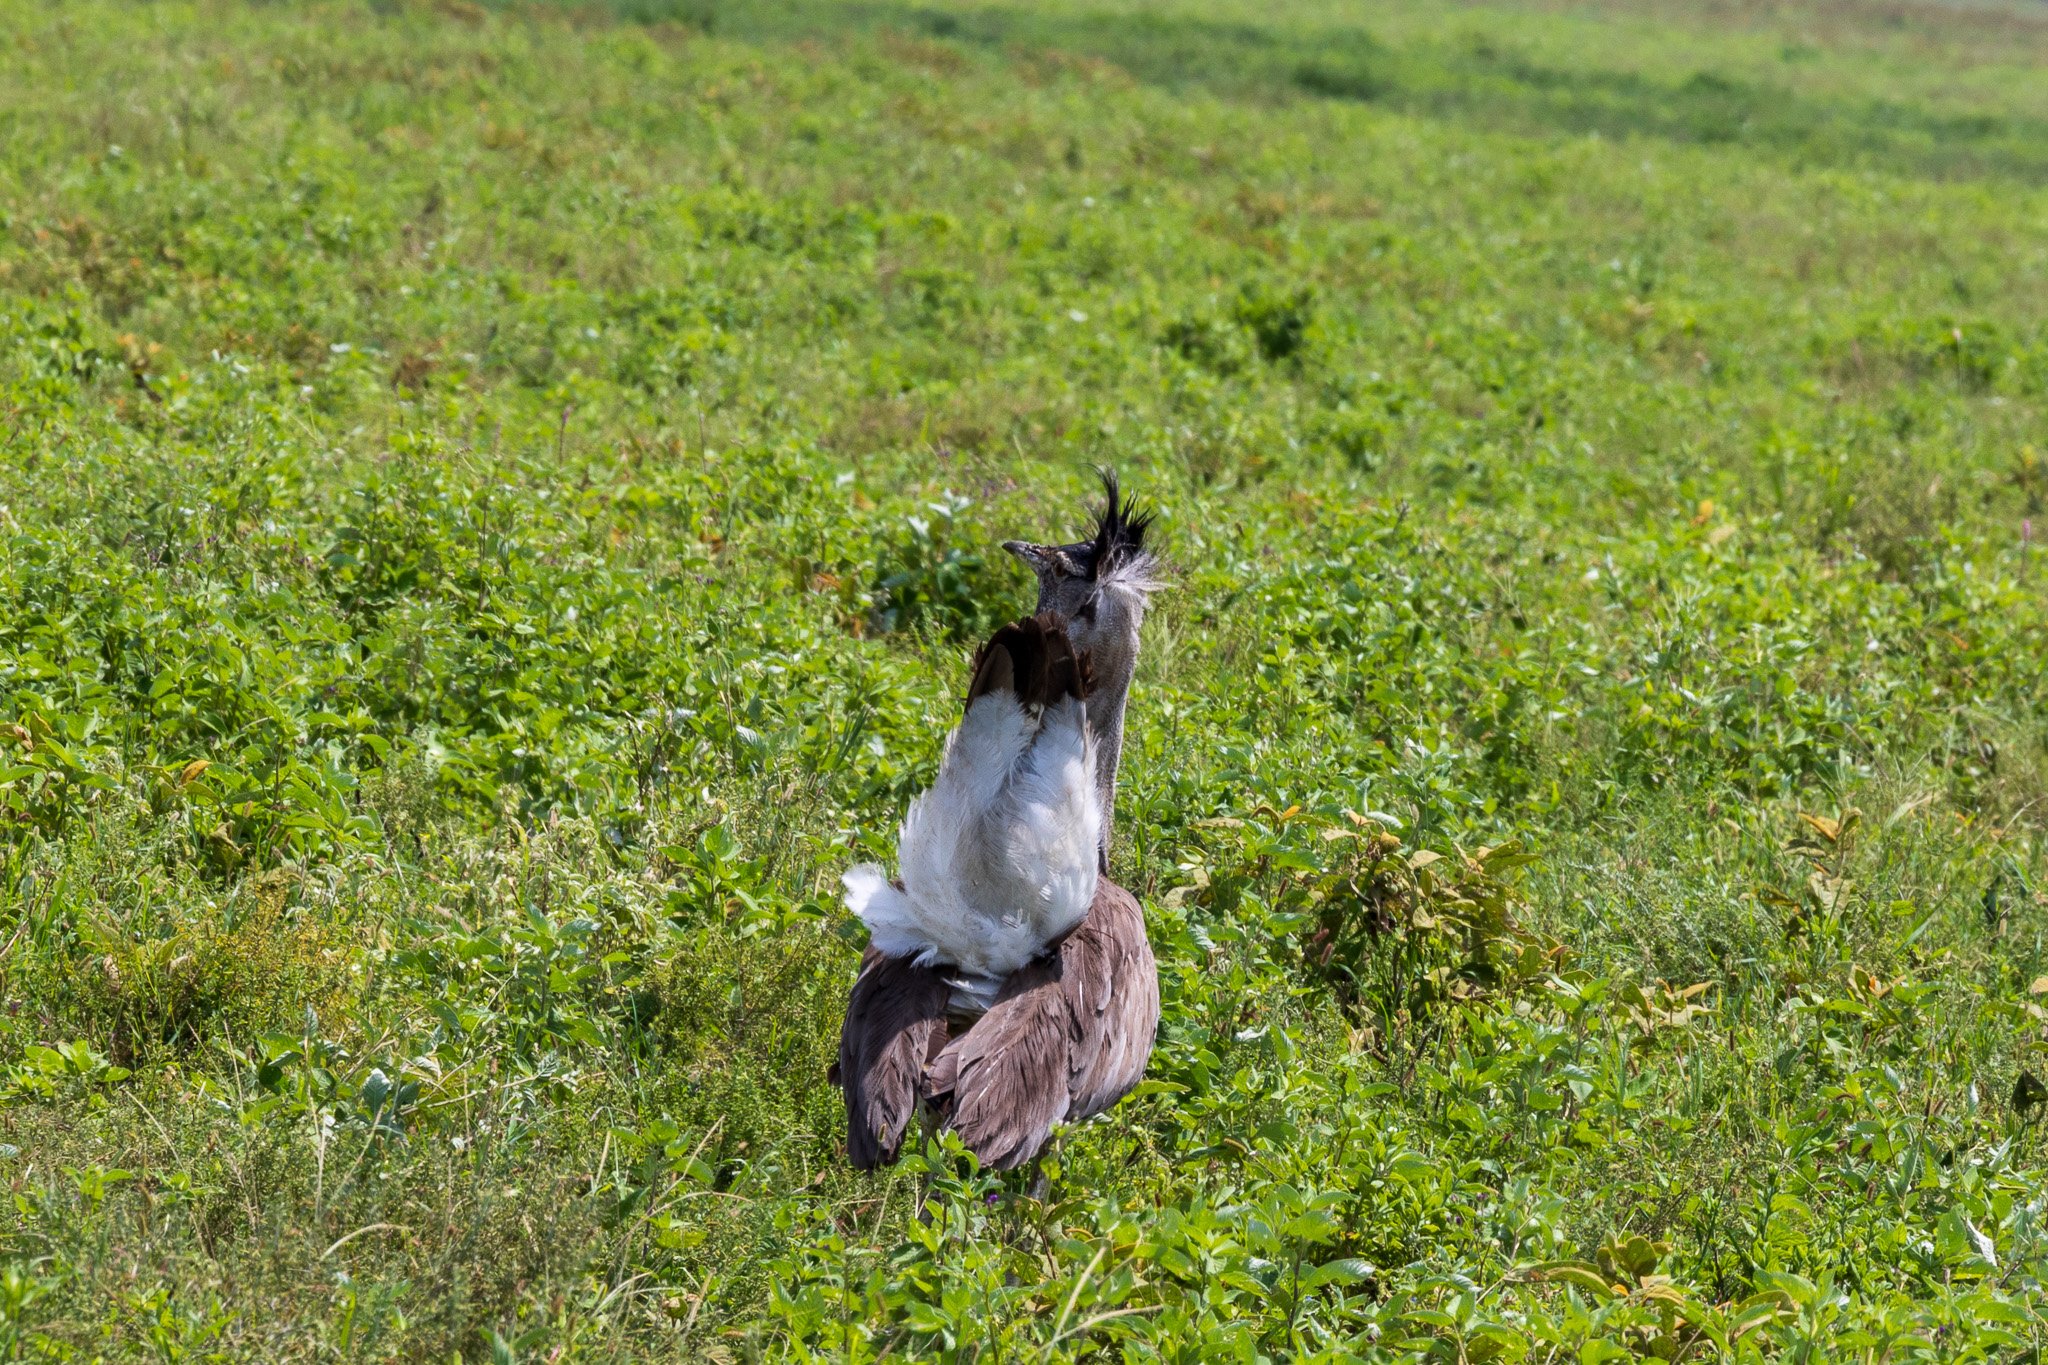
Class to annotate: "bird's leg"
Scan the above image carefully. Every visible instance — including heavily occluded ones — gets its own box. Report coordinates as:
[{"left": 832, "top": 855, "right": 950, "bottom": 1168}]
[
  {"left": 996, "top": 1149, "right": 1054, "bottom": 1271},
  {"left": 913, "top": 1111, "right": 941, "bottom": 1227},
  {"left": 1023, "top": 1152, "right": 1050, "bottom": 1204}
]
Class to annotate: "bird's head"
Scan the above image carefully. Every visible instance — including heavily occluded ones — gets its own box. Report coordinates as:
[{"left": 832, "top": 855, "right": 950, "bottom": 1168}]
[{"left": 1002, "top": 471, "right": 1162, "bottom": 673}]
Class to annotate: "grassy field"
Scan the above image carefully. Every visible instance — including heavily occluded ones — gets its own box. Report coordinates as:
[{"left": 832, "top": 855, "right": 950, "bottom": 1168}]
[{"left": 2, "top": 0, "right": 2046, "bottom": 1357}]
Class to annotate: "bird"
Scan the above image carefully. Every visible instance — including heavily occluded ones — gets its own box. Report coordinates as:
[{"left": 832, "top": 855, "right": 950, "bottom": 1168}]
[{"left": 833, "top": 473, "right": 1163, "bottom": 1172}]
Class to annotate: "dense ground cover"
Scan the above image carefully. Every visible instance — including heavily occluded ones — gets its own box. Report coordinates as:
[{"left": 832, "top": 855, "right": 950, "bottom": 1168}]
[{"left": 1, "top": 0, "right": 2045, "bottom": 1357}]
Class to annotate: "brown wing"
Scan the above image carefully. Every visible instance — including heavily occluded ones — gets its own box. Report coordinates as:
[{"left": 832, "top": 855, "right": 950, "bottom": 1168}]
[
  {"left": 928, "top": 959, "right": 1069, "bottom": 1170},
  {"left": 835, "top": 949, "right": 951, "bottom": 1170},
  {"left": 928, "top": 878, "right": 1158, "bottom": 1169},
  {"left": 1061, "top": 880, "right": 1159, "bottom": 1122},
  {"left": 965, "top": 612, "right": 1090, "bottom": 713}
]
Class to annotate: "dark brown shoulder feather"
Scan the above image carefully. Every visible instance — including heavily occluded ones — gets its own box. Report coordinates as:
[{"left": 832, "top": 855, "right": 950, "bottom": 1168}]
[
  {"left": 965, "top": 613, "right": 1090, "bottom": 715},
  {"left": 836, "top": 952, "right": 950, "bottom": 1169}
]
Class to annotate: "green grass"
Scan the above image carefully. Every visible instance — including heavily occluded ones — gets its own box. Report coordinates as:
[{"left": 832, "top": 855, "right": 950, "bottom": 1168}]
[{"left": 0, "top": 0, "right": 2045, "bottom": 1358}]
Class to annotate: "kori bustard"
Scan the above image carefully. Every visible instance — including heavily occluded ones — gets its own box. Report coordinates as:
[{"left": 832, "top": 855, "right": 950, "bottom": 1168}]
[{"left": 833, "top": 475, "right": 1163, "bottom": 1171}]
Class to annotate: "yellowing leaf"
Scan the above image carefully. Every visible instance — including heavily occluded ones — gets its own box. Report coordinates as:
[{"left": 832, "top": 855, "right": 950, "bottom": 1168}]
[
  {"left": 179, "top": 759, "right": 211, "bottom": 786},
  {"left": 1799, "top": 812, "right": 1841, "bottom": 843}
]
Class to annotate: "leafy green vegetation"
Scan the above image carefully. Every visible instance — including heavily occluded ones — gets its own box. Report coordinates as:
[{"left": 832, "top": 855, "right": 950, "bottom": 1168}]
[{"left": 1, "top": 0, "right": 2045, "bottom": 1357}]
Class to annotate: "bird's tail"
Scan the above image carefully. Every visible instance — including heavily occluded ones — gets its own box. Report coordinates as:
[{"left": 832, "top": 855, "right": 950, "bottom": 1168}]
[
  {"left": 852, "top": 613, "right": 1101, "bottom": 978},
  {"left": 843, "top": 864, "right": 935, "bottom": 966}
]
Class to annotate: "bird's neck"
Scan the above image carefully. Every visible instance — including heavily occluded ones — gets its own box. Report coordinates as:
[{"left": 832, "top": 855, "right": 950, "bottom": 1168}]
[{"left": 1085, "top": 642, "right": 1137, "bottom": 869}]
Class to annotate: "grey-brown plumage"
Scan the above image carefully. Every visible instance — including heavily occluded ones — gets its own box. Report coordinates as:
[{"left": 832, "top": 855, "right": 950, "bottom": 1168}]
[
  {"left": 833, "top": 613, "right": 1100, "bottom": 1168},
  {"left": 928, "top": 879, "right": 1158, "bottom": 1169},
  {"left": 837, "top": 877, "right": 1160, "bottom": 1173},
  {"left": 835, "top": 478, "right": 1164, "bottom": 1174},
  {"left": 832, "top": 948, "right": 950, "bottom": 1168}
]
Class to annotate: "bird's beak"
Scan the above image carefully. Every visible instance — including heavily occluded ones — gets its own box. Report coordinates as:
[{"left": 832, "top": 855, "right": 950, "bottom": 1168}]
[{"left": 1003, "top": 540, "right": 1053, "bottom": 569}]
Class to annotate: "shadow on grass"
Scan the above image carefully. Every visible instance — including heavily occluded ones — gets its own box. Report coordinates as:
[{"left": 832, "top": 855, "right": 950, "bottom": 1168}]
[{"left": 579, "top": 0, "right": 2048, "bottom": 183}]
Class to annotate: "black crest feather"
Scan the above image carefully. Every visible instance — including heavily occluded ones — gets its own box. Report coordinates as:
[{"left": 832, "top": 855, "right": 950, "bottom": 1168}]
[{"left": 1085, "top": 470, "right": 1157, "bottom": 582}]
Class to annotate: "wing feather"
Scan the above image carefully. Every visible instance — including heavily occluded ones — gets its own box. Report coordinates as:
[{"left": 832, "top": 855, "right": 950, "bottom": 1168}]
[
  {"left": 926, "top": 878, "right": 1157, "bottom": 1170},
  {"left": 1061, "top": 881, "right": 1159, "bottom": 1121},
  {"left": 835, "top": 949, "right": 950, "bottom": 1169},
  {"left": 930, "top": 960, "right": 1069, "bottom": 1171}
]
